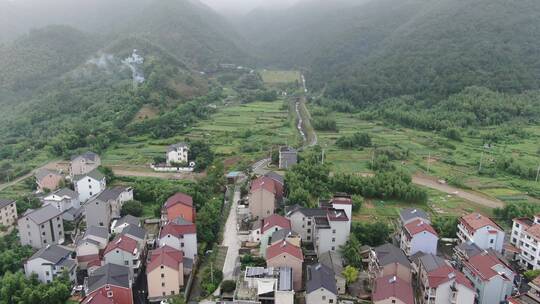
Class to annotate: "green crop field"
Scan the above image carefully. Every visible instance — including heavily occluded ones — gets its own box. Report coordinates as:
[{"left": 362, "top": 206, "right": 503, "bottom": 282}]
[
  {"left": 260, "top": 70, "right": 302, "bottom": 84},
  {"left": 309, "top": 104, "right": 540, "bottom": 207}
]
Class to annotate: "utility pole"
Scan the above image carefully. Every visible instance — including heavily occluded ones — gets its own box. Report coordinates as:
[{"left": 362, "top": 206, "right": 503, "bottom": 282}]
[
  {"left": 322, "top": 149, "right": 325, "bottom": 164},
  {"left": 427, "top": 152, "right": 431, "bottom": 173},
  {"left": 478, "top": 151, "right": 484, "bottom": 172},
  {"left": 371, "top": 148, "right": 375, "bottom": 169},
  {"left": 536, "top": 164, "right": 540, "bottom": 182}
]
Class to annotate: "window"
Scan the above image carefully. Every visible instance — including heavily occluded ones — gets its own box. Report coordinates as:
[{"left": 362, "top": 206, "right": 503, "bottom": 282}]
[
  {"left": 490, "top": 239, "right": 494, "bottom": 244},
  {"left": 332, "top": 238, "right": 335, "bottom": 242},
  {"left": 90, "top": 192, "right": 93, "bottom": 196},
  {"left": 516, "top": 223, "right": 520, "bottom": 228},
  {"left": 46, "top": 271, "right": 50, "bottom": 276},
  {"left": 43, "top": 240, "right": 47, "bottom": 244},
  {"left": 322, "top": 296, "right": 326, "bottom": 300},
  {"left": 391, "top": 300, "right": 396, "bottom": 304},
  {"left": 171, "top": 291, "right": 175, "bottom": 295},
  {"left": 161, "top": 274, "right": 165, "bottom": 278},
  {"left": 332, "top": 229, "right": 336, "bottom": 234},
  {"left": 329, "top": 300, "right": 334, "bottom": 304},
  {"left": 124, "top": 261, "right": 129, "bottom": 266},
  {"left": 162, "top": 283, "right": 165, "bottom": 287},
  {"left": 307, "top": 229, "right": 311, "bottom": 233},
  {"left": 332, "top": 246, "right": 335, "bottom": 250}
]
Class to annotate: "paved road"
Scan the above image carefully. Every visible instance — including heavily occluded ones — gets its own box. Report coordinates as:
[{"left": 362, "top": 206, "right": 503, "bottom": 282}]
[
  {"left": 412, "top": 173, "right": 504, "bottom": 209},
  {"left": 221, "top": 187, "right": 241, "bottom": 280},
  {"left": 252, "top": 158, "right": 271, "bottom": 176}
]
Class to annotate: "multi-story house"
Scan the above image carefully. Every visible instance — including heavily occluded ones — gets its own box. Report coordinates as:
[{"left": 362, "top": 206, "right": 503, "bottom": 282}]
[
  {"left": 508, "top": 275, "right": 540, "bottom": 304},
  {"left": 158, "top": 217, "right": 198, "bottom": 260},
  {"left": 84, "top": 187, "right": 132, "bottom": 229},
  {"left": 161, "top": 192, "right": 196, "bottom": 223},
  {"left": 76, "top": 226, "right": 109, "bottom": 270},
  {"left": 259, "top": 214, "right": 291, "bottom": 257},
  {"left": 313, "top": 208, "right": 350, "bottom": 255},
  {"left": 96, "top": 187, "right": 133, "bottom": 219},
  {"left": 146, "top": 245, "right": 184, "bottom": 302},
  {"left": 461, "top": 250, "right": 515, "bottom": 304},
  {"left": 35, "top": 169, "right": 63, "bottom": 192},
  {"left": 266, "top": 241, "right": 304, "bottom": 291},
  {"left": 372, "top": 275, "right": 414, "bottom": 304},
  {"left": 74, "top": 169, "right": 106, "bottom": 203},
  {"left": 82, "top": 264, "right": 133, "bottom": 304},
  {"left": 122, "top": 224, "right": 147, "bottom": 246},
  {"left": 269, "top": 229, "right": 301, "bottom": 249},
  {"left": 24, "top": 244, "right": 76, "bottom": 284},
  {"left": 249, "top": 176, "right": 282, "bottom": 220},
  {"left": 103, "top": 235, "right": 143, "bottom": 277},
  {"left": 399, "top": 208, "right": 431, "bottom": 226},
  {"left": 400, "top": 219, "right": 439, "bottom": 256},
  {"left": 18, "top": 205, "right": 64, "bottom": 249},
  {"left": 70, "top": 152, "right": 101, "bottom": 177},
  {"left": 368, "top": 243, "right": 412, "bottom": 283},
  {"left": 234, "top": 267, "right": 294, "bottom": 304},
  {"left": 417, "top": 254, "right": 475, "bottom": 304},
  {"left": 305, "top": 263, "right": 338, "bottom": 304},
  {"left": 319, "top": 251, "right": 346, "bottom": 295},
  {"left": 0, "top": 198, "right": 17, "bottom": 228},
  {"left": 279, "top": 146, "right": 298, "bottom": 169},
  {"left": 167, "top": 143, "right": 189, "bottom": 166},
  {"left": 510, "top": 215, "right": 540, "bottom": 270},
  {"left": 286, "top": 206, "right": 327, "bottom": 242},
  {"left": 42, "top": 188, "right": 80, "bottom": 213},
  {"left": 457, "top": 212, "right": 505, "bottom": 252}
]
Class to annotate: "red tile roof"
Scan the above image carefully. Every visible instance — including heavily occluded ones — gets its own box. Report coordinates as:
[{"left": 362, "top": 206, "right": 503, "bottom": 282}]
[
  {"left": 147, "top": 245, "right": 183, "bottom": 273},
  {"left": 372, "top": 275, "right": 414, "bottom": 304},
  {"left": 159, "top": 220, "right": 197, "bottom": 238},
  {"left": 460, "top": 213, "right": 502, "bottom": 234},
  {"left": 261, "top": 214, "right": 291, "bottom": 234},
  {"left": 463, "top": 252, "right": 513, "bottom": 282},
  {"left": 331, "top": 196, "right": 352, "bottom": 205},
  {"left": 404, "top": 219, "right": 438, "bottom": 237},
  {"left": 251, "top": 176, "right": 276, "bottom": 194},
  {"left": 526, "top": 224, "right": 540, "bottom": 240},
  {"left": 327, "top": 208, "right": 349, "bottom": 222},
  {"left": 426, "top": 264, "right": 473, "bottom": 290},
  {"left": 164, "top": 192, "right": 193, "bottom": 209},
  {"left": 103, "top": 235, "right": 138, "bottom": 256},
  {"left": 513, "top": 217, "right": 533, "bottom": 228},
  {"left": 266, "top": 240, "right": 303, "bottom": 261},
  {"left": 81, "top": 292, "right": 114, "bottom": 304}
]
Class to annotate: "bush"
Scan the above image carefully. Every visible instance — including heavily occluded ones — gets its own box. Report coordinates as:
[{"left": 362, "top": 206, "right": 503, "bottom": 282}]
[
  {"left": 336, "top": 132, "right": 372, "bottom": 149},
  {"left": 120, "top": 200, "right": 144, "bottom": 217},
  {"left": 312, "top": 117, "right": 338, "bottom": 132},
  {"left": 221, "top": 280, "right": 237, "bottom": 293}
]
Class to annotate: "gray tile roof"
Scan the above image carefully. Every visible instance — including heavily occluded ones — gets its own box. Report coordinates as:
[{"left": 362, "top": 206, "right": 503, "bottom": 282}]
[
  {"left": 264, "top": 171, "right": 284, "bottom": 185},
  {"left": 455, "top": 242, "right": 483, "bottom": 259},
  {"left": 29, "top": 244, "right": 73, "bottom": 264},
  {"left": 51, "top": 188, "right": 78, "bottom": 198},
  {"left": 167, "top": 143, "right": 188, "bottom": 152},
  {"left": 114, "top": 215, "right": 140, "bottom": 227},
  {"left": 399, "top": 208, "right": 429, "bottom": 223},
  {"left": 73, "top": 168, "right": 105, "bottom": 182},
  {"left": 122, "top": 224, "right": 146, "bottom": 240},
  {"left": 171, "top": 217, "right": 193, "bottom": 225},
  {"left": 319, "top": 251, "right": 344, "bottom": 278},
  {"left": 271, "top": 228, "right": 298, "bottom": 243},
  {"left": 280, "top": 146, "right": 297, "bottom": 153},
  {"left": 0, "top": 199, "right": 15, "bottom": 209},
  {"left": 71, "top": 151, "right": 99, "bottom": 161},
  {"left": 374, "top": 243, "right": 411, "bottom": 268},
  {"left": 63, "top": 206, "right": 83, "bottom": 220},
  {"left": 24, "top": 205, "right": 63, "bottom": 224},
  {"left": 286, "top": 205, "right": 327, "bottom": 218},
  {"left": 35, "top": 169, "right": 62, "bottom": 181},
  {"left": 85, "top": 226, "right": 109, "bottom": 240},
  {"left": 418, "top": 253, "right": 447, "bottom": 272},
  {"left": 86, "top": 264, "right": 131, "bottom": 293},
  {"left": 306, "top": 263, "right": 338, "bottom": 295},
  {"left": 95, "top": 186, "right": 129, "bottom": 202}
]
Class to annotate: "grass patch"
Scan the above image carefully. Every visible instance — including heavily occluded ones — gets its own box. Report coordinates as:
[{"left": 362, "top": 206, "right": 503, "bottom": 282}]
[{"left": 260, "top": 70, "right": 301, "bottom": 84}]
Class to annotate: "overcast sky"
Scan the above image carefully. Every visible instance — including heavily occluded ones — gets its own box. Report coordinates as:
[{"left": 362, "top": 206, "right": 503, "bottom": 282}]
[{"left": 200, "top": 0, "right": 301, "bottom": 15}]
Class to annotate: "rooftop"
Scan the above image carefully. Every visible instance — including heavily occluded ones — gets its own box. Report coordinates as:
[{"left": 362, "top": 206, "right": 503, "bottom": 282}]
[
  {"left": 28, "top": 244, "right": 74, "bottom": 266},
  {"left": 319, "top": 251, "right": 344, "bottom": 278},
  {"left": 399, "top": 208, "right": 429, "bottom": 223},
  {"left": 85, "top": 226, "right": 109, "bottom": 240},
  {"left": 0, "top": 198, "right": 15, "bottom": 209},
  {"left": 45, "top": 188, "right": 78, "bottom": 199},
  {"left": 35, "top": 169, "right": 62, "bottom": 181},
  {"left": 159, "top": 219, "right": 197, "bottom": 238},
  {"left": 305, "top": 263, "right": 337, "bottom": 295},
  {"left": 266, "top": 241, "right": 303, "bottom": 261},
  {"left": 122, "top": 224, "right": 146, "bottom": 240},
  {"left": 103, "top": 235, "right": 138, "bottom": 255},
  {"left": 73, "top": 168, "right": 105, "bottom": 182},
  {"left": 404, "top": 219, "right": 438, "bottom": 237},
  {"left": 95, "top": 186, "right": 130, "bottom": 202},
  {"left": 460, "top": 212, "right": 502, "bottom": 233},
  {"left": 147, "top": 245, "right": 183, "bottom": 273},
  {"left": 167, "top": 143, "right": 188, "bottom": 152},
  {"left": 373, "top": 243, "right": 411, "bottom": 268},
  {"left": 270, "top": 228, "right": 298, "bottom": 244},
  {"left": 372, "top": 275, "right": 414, "bottom": 304},
  {"left": 463, "top": 251, "right": 513, "bottom": 282},
  {"left": 86, "top": 264, "right": 131, "bottom": 293},
  {"left": 23, "top": 205, "right": 63, "bottom": 224},
  {"left": 163, "top": 192, "right": 193, "bottom": 209},
  {"left": 71, "top": 151, "right": 99, "bottom": 162},
  {"left": 261, "top": 214, "right": 291, "bottom": 234}
]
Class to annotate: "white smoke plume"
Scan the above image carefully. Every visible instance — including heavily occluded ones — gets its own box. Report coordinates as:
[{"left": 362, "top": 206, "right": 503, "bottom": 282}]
[{"left": 122, "top": 49, "right": 145, "bottom": 85}]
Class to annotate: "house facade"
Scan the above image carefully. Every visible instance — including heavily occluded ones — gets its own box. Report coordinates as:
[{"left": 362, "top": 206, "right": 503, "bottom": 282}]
[
  {"left": 279, "top": 146, "right": 298, "bottom": 169},
  {"left": 368, "top": 243, "right": 412, "bottom": 283},
  {"left": 24, "top": 244, "right": 76, "bottom": 284},
  {"left": 83, "top": 264, "right": 133, "bottom": 304},
  {"left": 158, "top": 217, "right": 198, "bottom": 260},
  {"left": 111, "top": 215, "right": 140, "bottom": 234},
  {"left": 162, "top": 192, "right": 196, "bottom": 223},
  {"left": 508, "top": 276, "right": 540, "bottom": 304},
  {"left": 42, "top": 188, "right": 80, "bottom": 213},
  {"left": 461, "top": 251, "right": 515, "bottom": 304},
  {"left": 97, "top": 187, "right": 134, "bottom": 219},
  {"left": 510, "top": 216, "right": 540, "bottom": 270},
  {"left": 249, "top": 176, "right": 279, "bottom": 220},
  {"left": 18, "top": 205, "right": 64, "bottom": 249},
  {"left": 35, "top": 169, "right": 63, "bottom": 192},
  {"left": 166, "top": 143, "right": 189, "bottom": 166},
  {"left": 70, "top": 152, "right": 101, "bottom": 176},
  {"left": 103, "top": 235, "right": 143, "bottom": 277},
  {"left": 74, "top": 169, "right": 106, "bottom": 203},
  {"left": 286, "top": 206, "right": 327, "bottom": 242},
  {"left": 314, "top": 208, "right": 350, "bottom": 255},
  {"left": 416, "top": 254, "right": 475, "bottom": 304},
  {"left": 400, "top": 219, "right": 438, "bottom": 256},
  {"left": 266, "top": 241, "right": 304, "bottom": 291},
  {"left": 76, "top": 226, "right": 109, "bottom": 270},
  {"left": 146, "top": 246, "right": 184, "bottom": 302},
  {"left": 0, "top": 199, "right": 17, "bottom": 228},
  {"left": 305, "top": 264, "right": 338, "bottom": 304},
  {"left": 457, "top": 212, "right": 505, "bottom": 252}
]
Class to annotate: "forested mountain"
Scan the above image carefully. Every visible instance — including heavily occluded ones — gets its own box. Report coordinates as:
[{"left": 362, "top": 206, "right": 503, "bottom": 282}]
[{"left": 238, "top": 0, "right": 540, "bottom": 104}]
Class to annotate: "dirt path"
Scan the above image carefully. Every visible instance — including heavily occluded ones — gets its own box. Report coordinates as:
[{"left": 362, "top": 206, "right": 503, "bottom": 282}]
[
  {"left": 412, "top": 173, "right": 504, "bottom": 209},
  {"left": 0, "top": 160, "right": 65, "bottom": 192},
  {"left": 111, "top": 168, "right": 201, "bottom": 180}
]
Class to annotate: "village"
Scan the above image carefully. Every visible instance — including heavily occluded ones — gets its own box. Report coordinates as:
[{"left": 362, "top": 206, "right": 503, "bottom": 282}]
[{"left": 0, "top": 141, "right": 538, "bottom": 304}]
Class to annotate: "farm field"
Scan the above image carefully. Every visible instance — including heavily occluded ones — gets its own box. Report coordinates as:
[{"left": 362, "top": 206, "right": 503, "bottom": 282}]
[
  {"left": 309, "top": 104, "right": 540, "bottom": 208},
  {"left": 260, "top": 70, "right": 302, "bottom": 85}
]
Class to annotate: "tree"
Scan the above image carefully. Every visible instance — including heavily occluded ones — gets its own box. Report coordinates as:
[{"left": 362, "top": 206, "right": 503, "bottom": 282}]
[
  {"left": 98, "top": 166, "right": 115, "bottom": 183},
  {"left": 120, "top": 200, "right": 144, "bottom": 217},
  {"left": 352, "top": 222, "right": 391, "bottom": 246},
  {"left": 524, "top": 269, "right": 540, "bottom": 281},
  {"left": 351, "top": 195, "right": 363, "bottom": 212},
  {"left": 342, "top": 266, "right": 359, "bottom": 285},
  {"left": 340, "top": 234, "right": 363, "bottom": 268},
  {"left": 432, "top": 216, "right": 458, "bottom": 238},
  {"left": 221, "top": 280, "right": 237, "bottom": 293}
]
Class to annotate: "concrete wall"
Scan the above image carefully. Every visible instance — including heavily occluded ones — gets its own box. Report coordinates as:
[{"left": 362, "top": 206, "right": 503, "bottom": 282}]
[
  {"left": 305, "top": 288, "right": 336, "bottom": 304},
  {"left": 147, "top": 264, "right": 183, "bottom": 300},
  {"left": 249, "top": 188, "right": 275, "bottom": 220},
  {"left": 76, "top": 177, "right": 106, "bottom": 203},
  {"left": 159, "top": 233, "right": 198, "bottom": 260}
]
